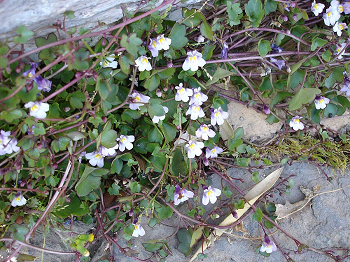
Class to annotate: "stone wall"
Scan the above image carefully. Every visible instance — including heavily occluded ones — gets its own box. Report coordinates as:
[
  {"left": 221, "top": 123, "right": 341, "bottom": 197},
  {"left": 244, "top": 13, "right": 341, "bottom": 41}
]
[{"left": 0, "top": 0, "right": 204, "bottom": 40}]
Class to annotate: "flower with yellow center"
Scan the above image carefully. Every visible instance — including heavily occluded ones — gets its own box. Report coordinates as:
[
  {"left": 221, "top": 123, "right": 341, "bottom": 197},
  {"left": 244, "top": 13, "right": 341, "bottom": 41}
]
[
  {"left": 135, "top": 55, "right": 152, "bottom": 71},
  {"left": 185, "top": 140, "right": 204, "bottom": 158},
  {"left": 202, "top": 186, "right": 221, "bottom": 205},
  {"left": 24, "top": 101, "right": 50, "bottom": 119},
  {"left": 175, "top": 83, "right": 193, "bottom": 102},
  {"left": 11, "top": 194, "right": 27, "bottom": 207},
  {"left": 195, "top": 124, "right": 216, "bottom": 140},
  {"left": 117, "top": 135, "right": 135, "bottom": 152},
  {"left": 182, "top": 50, "right": 206, "bottom": 71}
]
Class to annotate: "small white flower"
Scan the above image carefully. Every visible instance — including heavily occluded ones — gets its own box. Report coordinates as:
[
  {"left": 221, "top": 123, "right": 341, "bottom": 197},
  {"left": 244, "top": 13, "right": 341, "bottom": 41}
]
[
  {"left": 331, "top": 0, "right": 344, "bottom": 13},
  {"left": 189, "top": 88, "right": 208, "bottom": 105},
  {"left": 211, "top": 107, "right": 229, "bottom": 126},
  {"left": 182, "top": 50, "right": 206, "bottom": 71},
  {"left": 186, "top": 104, "right": 205, "bottom": 120},
  {"left": 117, "top": 135, "right": 135, "bottom": 152},
  {"left": 195, "top": 124, "right": 216, "bottom": 140},
  {"left": 135, "top": 56, "right": 152, "bottom": 71},
  {"left": 185, "top": 140, "right": 204, "bottom": 158},
  {"left": 148, "top": 38, "right": 159, "bottom": 57},
  {"left": 323, "top": 6, "right": 341, "bottom": 26},
  {"left": 11, "top": 194, "right": 27, "bottom": 207},
  {"left": 174, "top": 185, "right": 194, "bottom": 205},
  {"left": 289, "top": 116, "right": 304, "bottom": 131},
  {"left": 335, "top": 43, "right": 346, "bottom": 59},
  {"left": 205, "top": 146, "right": 223, "bottom": 159},
  {"left": 129, "top": 75, "right": 139, "bottom": 87},
  {"left": 260, "top": 235, "right": 277, "bottom": 254},
  {"left": 0, "top": 130, "right": 20, "bottom": 156},
  {"left": 24, "top": 101, "right": 50, "bottom": 119},
  {"left": 195, "top": 35, "right": 205, "bottom": 43},
  {"left": 175, "top": 83, "right": 193, "bottom": 102},
  {"left": 311, "top": 1, "right": 325, "bottom": 16},
  {"left": 101, "top": 145, "right": 118, "bottom": 157},
  {"left": 314, "top": 96, "right": 330, "bottom": 110},
  {"left": 86, "top": 149, "right": 105, "bottom": 168},
  {"left": 156, "top": 34, "right": 171, "bottom": 50},
  {"left": 129, "top": 91, "right": 150, "bottom": 110},
  {"left": 132, "top": 219, "right": 145, "bottom": 237},
  {"left": 100, "top": 56, "right": 118, "bottom": 68},
  {"left": 202, "top": 186, "right": 221, "bottom": 205},
  {"left": 333, "top": 22, "right": 348, "bottom": 36},
  {"left": 152, "top": 106, "right": 168, "bottom": 123}
]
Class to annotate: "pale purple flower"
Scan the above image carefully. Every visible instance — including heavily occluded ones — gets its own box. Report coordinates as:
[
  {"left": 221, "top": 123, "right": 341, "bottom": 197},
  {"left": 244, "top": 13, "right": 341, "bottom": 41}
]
[
  {"left": 271, "top": 44, "right": 283, "bottom": 53},
  {"left": 270, "top": 57, "right": 285, "bottom": 70},
  {"left": 289, "top": 116, "right": 304, "bottom": 131},
  {"left": 156, "top": 34, "right": 171, "bottom": 51},
  {"left": 101, "top": 145, "right": 118, "bottom": 157},
  {"left": 283, "top": 2, "right": 290, "bottom": 11},
  {"left": 343, "top": 1, "right": 350, "bottom": 14},
  {"left": 195, "top": 124, "right": 216, "bottom": 140},
  {"left": 333, "top": 22, "right": 347, "bottom": 36},
  {"left": 220, "top": 42, "right": 228, "bottom": 59},
  {"left": 11, "top": 193, "right": 27, "bottom": 207},
  {"left": 182, "top": 50, "right": 206, "bottom": 71},
  {"left": 174, "top": 185, "right": 194, "bottom": 205},
  {"left": 34, "top": 75, "right": 52, "bottom": 92},
  {"left": 340, "top": 74, "right": 350, "bottom": 96},
  {"left": 152, "top": 106, "right": 168, "bottom": 123},
  {"left": 0, "top": 130, "right": 20, "bottom": 156},
  {"left": 117, "top": 135, "right": 135, "bottom": 152},
  {"left": 195, "top": 35, "right": 205, "bottom": 43},
  {"left": 323, "top": 6, "right": 341, "bottom": 26},
  {"left": 24, "top": 101, "right": 49, "bottom": 119},
  {"left": 202, "top": 186, "right": 221, "bottom": 205},
  {"left": 132, "top": 218, "right": 145, "bottom": 237},
  {"left": 311, "top": 1, "right": 325, "bottom": 16},
  {"left": 22, "top": 62, "right": 39, "bottom": 79},
  {"left": 86, "top": 148, "right": 105, "bottom": 168},
  {"left": 148, "top": 38, "right": 159, "bottom": 57},
  {"left": 189, "top": 88, "right": 208, "bottom": 105},
  {"left": 314, "top": 95, "right": 330, "bottom": 109},
  {"left": 175, "top": 83, "right": 193, "bottom": 102},
  {"left": 129, "top": 91, "right": 150, "bottom": 110},
  {"left": 211, "top": 107, "right": 229, "bottom": 126},
  {"left": 263, "top": 104, "right": 271, "bottom": 114},
  {"left": 205, "top": 146, "right": 223, "bottom": 159},
  {"left": 186, "top": 104, "right": 205, "bottom": 120},
  {"left": 100, "top": 56, "right": 118, "bottom": 68},
  {"left": 335, "top": 43, "right": 346, "bottom": 59},
  {"left": 135, "top": 56, "right": 152, "bottom": 71},
  {"left": 185, "top": 140, "right": 204, "bottom": 158},
  {"left": 260, "top": 235, "right": 277, "bottom": 254}
]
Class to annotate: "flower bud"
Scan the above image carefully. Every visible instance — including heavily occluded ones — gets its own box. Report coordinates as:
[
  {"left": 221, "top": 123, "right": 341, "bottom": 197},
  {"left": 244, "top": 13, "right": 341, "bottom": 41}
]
[
  {"left": 280, "top": 15, "right": 288, "bottom": 22},
  {"left": 101, "top": 38, "right": 107, "bottom": 46}
]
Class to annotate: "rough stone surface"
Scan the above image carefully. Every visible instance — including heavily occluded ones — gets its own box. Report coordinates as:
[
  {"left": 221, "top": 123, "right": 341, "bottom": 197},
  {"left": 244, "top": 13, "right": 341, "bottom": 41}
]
[{"left": 223, "top": 101, "right": 283, "bottom": 141}]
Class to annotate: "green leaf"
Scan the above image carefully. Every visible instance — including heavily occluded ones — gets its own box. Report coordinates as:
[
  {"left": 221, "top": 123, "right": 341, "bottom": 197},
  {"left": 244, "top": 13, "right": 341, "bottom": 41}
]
[
  {"left": 148, "top": 99, "right": 165, "bottom": 117},
  {"left": 75, "top": 166, "right": 108, "bottom": 196},
  {"left": 119, "top": 54, "right": 135, "bottom": 74},
  {"left": 64, "top": 10, "right": 75, "bottom": 19},
  {"left": 228, "top": 138, "right": 243, "bottom": 150},
  {"left": 311, "top": 37, "right": 327, "bottom": 51},
  {"left": 171, "top": 148, "right": 187, "bottom": 176},
  {"left": 66, "top": 131, "right": 86, "bottom": 141},
  {"left": 202, "top": 44, "right": 215, "bottom": 60},
  {"left": 144, "top": 74, "right": 160, "bottom": 91},
  {"left": 17, "top": 138, "right": 34, "bottom": 151},
  {"left": 322, "top": 50, "right": 332, "bottom": 62},
  {"left": 264, "top": 0, "right": 277, "bottom": 15},
  {"left": 9, "top": 224, "right": 29, "bottom": 242},
  {"left": 206, "top": 67, "right": 234, "bottom": 85},
  {"left": 252, "top": 207, "right": 263, "bottom": 222},
  {"left": 324, "top": 103, "right": 338, "bottom": 117},
  {"left": 237, "top": 157, "right": 251, "bottom": 167},
  {"left": 271, "top": 91, "right": 293, "bottom": 107},
  {"left": 324, "top": 67, "right": 344, "bottom": 88},
  {"left": 235, "top": 199, "right": 245, "bottom": 209},
  {"left": 200, "top": 21, "right": 213, "bottom": 40},
  {"left": 108, "top": 183, "right": 121, "bottom": 196},
  {"left": 148, "top": 127, "right": 163, "bottom": 143},
  {"left": 101, "top": 129, "right": 118, "bottom": 148},
  {"left": 222, "top": 186, "right": 233, "bottom": 198},
  {"left": 35, "top": 33, "right": 57, "bottom": 47},
  {"left": 288, "top": 69, "right": 305, "bottom": 89},
  {"left": 157, "top": 68, "right": 176, "bottom": 79},
  {"left": 258, "top": 39, "right": 271, "bottom": 57},
  {"left": 310, "top": 107, "right": 320, "bottom": 124},
  {"left": 0, "top": 57, "right": 8, "bottom": 68},
  {"left": 0, "top": 109, "right": 23, "bottom": 123},
  {"left": 162, "top": 122, "right": 177, "bottom": 142},
  {"left": 33, "top": 123, "right": 46, "bottom": 136},
  {"left": 227, "top": 2, "right": 243, "bottom": 26},
  {"left": 156, "top": 205, "right": 174, "bottom": 220},
  {"left": 182, "top": 8, "right": 203, "bottom": 27},
  {"left": 177, "top": 228, "right": 191, "bottom": 256},
  {"left": 13, "top": 25, "right": 34, "bottom": 44},
  {"left": 111, "top": 158, "right": 123, "bottom": 174},
  {"left": 143, "top": 242, "right": 163, "bottom": 252},
  {"left": 288, "top": 88, "right": 321, "bottom": 111},
  {"left": 68, "top": 91, "right": 85, "bottom": 109},
  {"left": 130, "top": 181, "right": 142, "bottom": 193},
  {"left": 245, "top": 0, "right": 265, "bottom": 28},
  {"left": 120, "top": 33, "right": 143, "bottom": 57},
  {"left": 54, "top": 195, "right": 89, "bottom": 218},
  {"left": 169, "top": 24, "right": 188, "bottom": 50}
]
